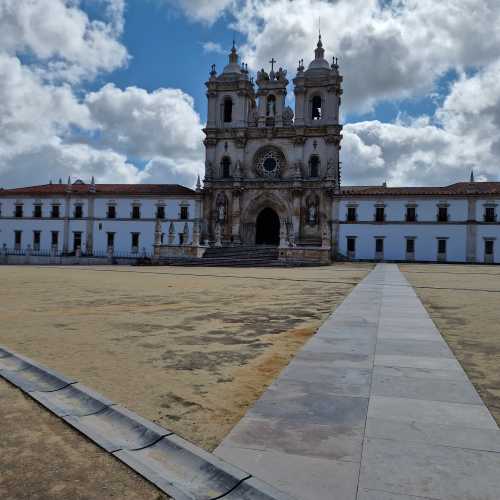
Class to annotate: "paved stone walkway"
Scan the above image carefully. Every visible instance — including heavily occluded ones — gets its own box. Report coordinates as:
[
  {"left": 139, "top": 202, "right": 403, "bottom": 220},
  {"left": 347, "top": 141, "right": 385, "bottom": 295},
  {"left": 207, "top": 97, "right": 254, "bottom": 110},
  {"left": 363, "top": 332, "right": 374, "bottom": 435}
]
[{"left": 215, "top": 264, "right": 500, "bottom": 500}]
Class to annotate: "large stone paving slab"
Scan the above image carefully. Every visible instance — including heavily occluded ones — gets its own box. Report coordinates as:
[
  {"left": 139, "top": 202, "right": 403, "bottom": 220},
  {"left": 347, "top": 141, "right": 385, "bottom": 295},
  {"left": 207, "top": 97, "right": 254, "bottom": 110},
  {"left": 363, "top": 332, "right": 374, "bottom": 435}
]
[{"left": 216, "top": 264, "right": 500, "bottom": 499}]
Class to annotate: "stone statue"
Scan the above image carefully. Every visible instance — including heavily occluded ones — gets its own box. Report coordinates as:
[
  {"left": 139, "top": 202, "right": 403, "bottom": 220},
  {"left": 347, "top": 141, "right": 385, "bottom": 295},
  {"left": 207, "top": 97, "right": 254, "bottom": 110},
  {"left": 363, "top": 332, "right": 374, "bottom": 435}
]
[
  {"left": 183, "top": 222, "right": 189, "bottom": 245},
  {"left": 168, "top": 221, "right": 175, "bottom": 245},
  {"left": 192, "top": 221, "right": 200, "bottom": 247},
  {"left": 283, "top": 106, "right": 294, "bottom": 126},
  {"left": 308, "top": 204, "right": 317, "bottom": 224},
  {"left": 217, "top": 203, "right": 225, "bottom": 222},
  {"left": 215, "top": 222, "right": 222, "bottom": 247},
  {"left": 279, "top": 218, "right": 288, "bottom": 248},
  {"left": 154, "top": 218, "right": 162, "bottom": 246}
]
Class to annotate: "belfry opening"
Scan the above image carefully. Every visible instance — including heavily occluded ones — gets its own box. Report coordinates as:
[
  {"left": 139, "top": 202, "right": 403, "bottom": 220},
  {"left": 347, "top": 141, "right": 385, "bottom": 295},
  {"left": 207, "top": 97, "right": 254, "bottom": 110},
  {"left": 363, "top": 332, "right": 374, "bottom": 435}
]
[{"left": 255, "top": 207, "right": 280, "bottom": 245}]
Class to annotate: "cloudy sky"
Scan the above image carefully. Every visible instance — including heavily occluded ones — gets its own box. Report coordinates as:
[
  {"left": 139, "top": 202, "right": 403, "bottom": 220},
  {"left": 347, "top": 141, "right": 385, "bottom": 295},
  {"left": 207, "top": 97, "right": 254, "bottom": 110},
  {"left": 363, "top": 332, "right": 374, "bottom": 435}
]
[{"left": 1, "top": 0, "right": 499, "bottom": 188}]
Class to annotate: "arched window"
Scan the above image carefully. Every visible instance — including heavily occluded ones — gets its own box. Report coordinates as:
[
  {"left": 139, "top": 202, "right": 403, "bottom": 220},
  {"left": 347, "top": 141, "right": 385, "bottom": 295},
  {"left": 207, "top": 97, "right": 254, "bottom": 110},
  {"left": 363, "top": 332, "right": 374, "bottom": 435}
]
[
  {"left": 266, "top": 95, "right": 276, "bottom": 116},
  {"left": 312, "top": 95, "right": 322, "bottom": 120},
  {"left": 223, "top": 98, "right": 233, "bottom": 123},
  {"left": 309, "top": 155, "right": 320, "bottom": 178},
  {"left": 221, "top": 156, "right": 231, "bottom": 178}
]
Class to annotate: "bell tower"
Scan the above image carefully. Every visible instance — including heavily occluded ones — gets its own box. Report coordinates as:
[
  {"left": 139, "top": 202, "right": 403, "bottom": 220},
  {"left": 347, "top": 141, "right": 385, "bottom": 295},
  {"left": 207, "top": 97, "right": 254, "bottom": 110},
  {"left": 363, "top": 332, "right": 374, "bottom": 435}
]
[{"left": 201, "top": 36, "right": 343, "bottom": 259}]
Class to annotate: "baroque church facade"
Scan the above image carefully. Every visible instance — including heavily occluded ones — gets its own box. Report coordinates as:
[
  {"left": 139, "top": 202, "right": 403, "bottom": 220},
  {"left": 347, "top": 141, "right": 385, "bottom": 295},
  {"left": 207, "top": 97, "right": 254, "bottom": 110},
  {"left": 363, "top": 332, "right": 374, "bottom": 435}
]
[
  {"left": 202, "top": 37, "right": 342, "bottom": 253},
  {"left": 1, "top": 37, "right": 500, "bottom": 264}
]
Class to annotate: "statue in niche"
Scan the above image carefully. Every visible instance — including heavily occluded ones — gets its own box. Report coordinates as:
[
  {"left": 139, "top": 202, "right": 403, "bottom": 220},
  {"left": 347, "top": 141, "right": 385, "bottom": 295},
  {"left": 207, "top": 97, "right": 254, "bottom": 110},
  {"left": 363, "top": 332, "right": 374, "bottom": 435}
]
[
  {"left": 216, "top": 192, "right": 227, "bottom": 222},
  {"left": 308, "top": 204, "right": 317, "bottom": 224}
]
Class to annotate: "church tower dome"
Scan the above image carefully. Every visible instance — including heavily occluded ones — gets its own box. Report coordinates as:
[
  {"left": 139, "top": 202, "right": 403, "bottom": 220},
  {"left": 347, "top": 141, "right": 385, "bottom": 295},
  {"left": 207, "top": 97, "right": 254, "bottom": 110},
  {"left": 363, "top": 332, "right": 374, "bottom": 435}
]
[
  {"left": 307, "top": 35, "right": 330, "bottom": 71},
  {"left": 222, "top": 42, "right": 243, "bottom": 75}
]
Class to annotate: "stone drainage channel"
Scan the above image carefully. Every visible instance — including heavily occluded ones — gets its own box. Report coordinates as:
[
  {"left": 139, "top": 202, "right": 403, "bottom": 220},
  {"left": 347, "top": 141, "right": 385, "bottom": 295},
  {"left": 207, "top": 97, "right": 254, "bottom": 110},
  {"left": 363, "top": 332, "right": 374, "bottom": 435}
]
[{"left": 0, "top": 346, "right": 292, "bottom": 500}]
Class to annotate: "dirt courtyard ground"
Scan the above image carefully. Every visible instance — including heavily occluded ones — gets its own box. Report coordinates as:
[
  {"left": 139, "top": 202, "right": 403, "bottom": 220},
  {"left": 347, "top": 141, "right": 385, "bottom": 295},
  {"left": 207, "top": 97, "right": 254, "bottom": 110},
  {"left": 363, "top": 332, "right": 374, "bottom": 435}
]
[
  {"left": 0, "top": 379, "right": 169, "bottom": 500},
  {"left": 0, "top": 263, "right": 371, "bottom": 451},
  {"left": 401, "top": 264, "right": 500, "bottom": 426}
]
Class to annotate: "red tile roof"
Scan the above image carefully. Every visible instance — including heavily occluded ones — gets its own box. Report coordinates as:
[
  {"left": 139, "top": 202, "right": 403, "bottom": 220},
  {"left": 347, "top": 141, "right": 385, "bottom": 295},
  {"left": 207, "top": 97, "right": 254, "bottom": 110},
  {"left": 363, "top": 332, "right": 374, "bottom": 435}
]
[
  {"left": 0, "top": 182, "right": 197, "bottom": 197},
  {"left": 340, "top": 182, "right": 500, "bottom": 197}
]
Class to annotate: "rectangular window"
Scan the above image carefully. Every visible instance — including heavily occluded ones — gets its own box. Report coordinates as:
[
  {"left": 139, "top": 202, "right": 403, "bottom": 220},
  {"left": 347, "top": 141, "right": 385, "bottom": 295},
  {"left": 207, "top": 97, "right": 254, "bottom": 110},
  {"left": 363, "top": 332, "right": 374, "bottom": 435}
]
[
  {"left": 485, "top": 240, "right": 494, "bottom": 255},
  {"left": 375, "top": 238, "right": 384, "bottom": 253},
  {"left": 437, "top": 206, "right": 448, "bottom": 222},
  {"left": 375, "top": 206, "right": 385, "bottom": 222},
  {"left": 15, "top": 205, "right": 23, "bottom": 218},
  {"left": 406, "top": 238, "right": 415, "bottom": 253},
  {"left": 156, "top": 206, "right": 165, "bottom": 219},
  {"left": 347, "top": 207, "right": 357, "bottom": 222},
  {"left": 33, "top": 231, "right": 41, "bottom": 250},
  {"left": 33, "top": 205, "right": 42, "bottom": 218},
  {"left": 14, "top": 230, "right": 22, "bottom": 248},
  {"left": 438, "top": 239, "right": 447, "bottom": 254},
  {"left": 180, "top": 206, "right": 189, "bottom": 220},
  {"left": 73, "top": 232, "right": 82, "bottom": 251},
  {"left": 131, "top": 205, "right": 141, "bottom": 219},
  {"left": 51, "top": 231, "right": 59, "bottom": 246},
  {"left": 484, "top": 207, "right": 496, "bottom": 222},
  {"left": 131, "top": 232, "right": 140, "bottom": 251},
  {"left": 107, "top": 232, "right": 115, "bottom": 248},
  {"left": 107, "top": 205, "right": 116, "bottom": 219},
  {"left": 74, "top": 205, "right": 83, "bottom": 218},
  {"left": 51, "top": 205, "right": 60, "bottom": 218},
  {"left": 406, "top": 206, "right": 416, "bottom": 222},
  {"left": 347, "top": 237, "right": 356, "bottom": 253}
]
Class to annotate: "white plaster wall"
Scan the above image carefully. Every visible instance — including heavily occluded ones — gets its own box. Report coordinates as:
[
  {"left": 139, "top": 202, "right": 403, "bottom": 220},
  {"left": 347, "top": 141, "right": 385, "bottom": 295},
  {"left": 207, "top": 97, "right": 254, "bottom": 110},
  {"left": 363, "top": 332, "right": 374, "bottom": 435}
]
[
  {"left": 0, "top": 195, "right": 199, "bottom": 255},
  {"left": 339, "top": 198, "right": 469, "bottom": 222},
  {"left": 476, "top": 225, "right": 500, "bottom": 263},
  {"left": 475, "top": 198, "right": 500, "bottom": 221},
  {"left": 0, "top": 218, "right": 65, "bottom": 250},
  {"left": 338, "top": 223, "right": 468, "bottom": 262}
]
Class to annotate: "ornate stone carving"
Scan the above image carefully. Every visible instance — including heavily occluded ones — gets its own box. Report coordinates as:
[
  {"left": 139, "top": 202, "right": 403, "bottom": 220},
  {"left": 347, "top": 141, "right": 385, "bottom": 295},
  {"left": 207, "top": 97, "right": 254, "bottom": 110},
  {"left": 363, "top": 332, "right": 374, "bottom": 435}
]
[
  {"left": 216, "top": 192, "right": 227, "bottom": 222},
  {"left": 254, "top": 146, "right": 286, "bottom": 178},
  {"left": 283, "top": 106, "right": 294, "bottom": 126},
  {"left": 214, "top": 222, "right": 222, "bottom": 247}
]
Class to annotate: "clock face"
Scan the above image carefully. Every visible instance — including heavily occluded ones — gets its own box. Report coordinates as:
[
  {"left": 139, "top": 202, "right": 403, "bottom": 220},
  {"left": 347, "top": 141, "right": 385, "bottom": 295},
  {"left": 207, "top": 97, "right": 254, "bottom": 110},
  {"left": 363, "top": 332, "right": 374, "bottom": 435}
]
[{"left": 254, "top": 147, "right": 286, "bottom": 178}]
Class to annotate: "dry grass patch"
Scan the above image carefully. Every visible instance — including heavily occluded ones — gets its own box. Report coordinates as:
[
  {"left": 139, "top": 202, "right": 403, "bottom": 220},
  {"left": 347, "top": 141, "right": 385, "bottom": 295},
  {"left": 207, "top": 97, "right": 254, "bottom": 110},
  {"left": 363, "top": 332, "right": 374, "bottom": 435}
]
[
  {"left": 401, "top": 263, "right": 500, "bottom": 425},
  {"left": 0, "top": 263, "right": 371, "bottom": 450}
]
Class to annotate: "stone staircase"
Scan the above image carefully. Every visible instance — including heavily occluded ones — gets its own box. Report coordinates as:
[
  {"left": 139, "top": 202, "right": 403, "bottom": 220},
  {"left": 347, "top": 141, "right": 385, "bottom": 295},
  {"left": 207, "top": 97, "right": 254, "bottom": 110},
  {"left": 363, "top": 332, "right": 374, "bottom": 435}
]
[{"left": 154, "top": 245, "right": 317, "bottom": 267}]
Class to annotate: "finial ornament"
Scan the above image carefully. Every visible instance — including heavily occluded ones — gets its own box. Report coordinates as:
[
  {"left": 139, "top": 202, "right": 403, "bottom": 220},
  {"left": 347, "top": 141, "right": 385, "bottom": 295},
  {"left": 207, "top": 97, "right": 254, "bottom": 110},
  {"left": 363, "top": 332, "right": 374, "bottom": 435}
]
[{"left": 470, "top": 170, "right": 475, "bottom": 182}]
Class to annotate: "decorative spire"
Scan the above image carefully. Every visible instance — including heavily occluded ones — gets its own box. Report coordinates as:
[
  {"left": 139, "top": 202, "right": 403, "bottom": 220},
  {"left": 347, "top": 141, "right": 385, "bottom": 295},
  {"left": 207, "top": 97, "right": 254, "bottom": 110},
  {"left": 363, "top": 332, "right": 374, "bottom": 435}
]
[
  {"left": 229, "top": 42, "right": 238, "bottom": 64},
  {"left": 470, "top": 170, "right": 475, "bottom": 182},
  {"left": 196, "top": 174, "right": 201, "bottom": 192},
  {"left": 314, "top": 33, "right": 325, "bottom": 60}
]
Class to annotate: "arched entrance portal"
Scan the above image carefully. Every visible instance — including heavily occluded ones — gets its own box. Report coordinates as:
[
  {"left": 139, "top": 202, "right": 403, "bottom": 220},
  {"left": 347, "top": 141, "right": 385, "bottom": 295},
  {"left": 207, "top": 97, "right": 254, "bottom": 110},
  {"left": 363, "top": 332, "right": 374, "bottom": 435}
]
[{"left": 255, "top": 207, "right": 280, "bottom": 245}]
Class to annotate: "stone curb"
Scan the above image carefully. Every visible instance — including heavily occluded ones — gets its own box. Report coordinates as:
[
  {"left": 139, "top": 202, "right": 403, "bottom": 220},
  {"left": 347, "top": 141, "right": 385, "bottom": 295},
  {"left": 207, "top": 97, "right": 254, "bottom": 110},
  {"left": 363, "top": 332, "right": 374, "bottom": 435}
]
[{"left": 0, "top": 346, "right": 295, "bottom": 500}]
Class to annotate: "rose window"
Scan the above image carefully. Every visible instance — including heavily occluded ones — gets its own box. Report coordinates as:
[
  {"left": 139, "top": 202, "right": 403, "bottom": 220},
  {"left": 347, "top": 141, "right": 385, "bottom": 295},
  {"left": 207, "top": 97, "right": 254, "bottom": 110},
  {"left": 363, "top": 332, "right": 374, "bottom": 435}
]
[{"left": 254, "top": 147, "right": 286, "bottom": 178}]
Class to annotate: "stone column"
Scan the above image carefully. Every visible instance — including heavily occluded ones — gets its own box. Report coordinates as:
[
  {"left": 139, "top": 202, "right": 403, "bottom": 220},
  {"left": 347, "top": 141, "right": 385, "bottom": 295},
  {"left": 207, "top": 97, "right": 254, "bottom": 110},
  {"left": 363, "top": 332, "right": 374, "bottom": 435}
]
[
  {"left": 63, "top": 195, "right": 70, "bottom": 255},
  {"left": 294, "top": 87, "right": 305, "bottom": 127},
  {"left": 466, "top": 198, "right": 477, "bottom": 263},
  {"left": 331, "top": 198, "right": 340, "bottom": 258},
  {"left": 86, "top": 195, "right": 95, "bottom": 255},
  {"left": 231, "top": 188, "right": 241, "bottom": 244}
]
